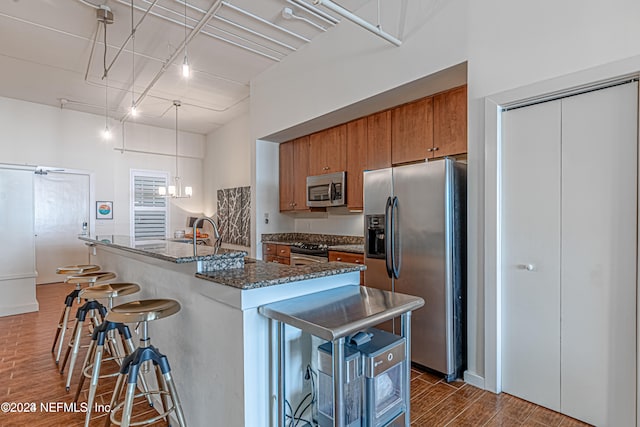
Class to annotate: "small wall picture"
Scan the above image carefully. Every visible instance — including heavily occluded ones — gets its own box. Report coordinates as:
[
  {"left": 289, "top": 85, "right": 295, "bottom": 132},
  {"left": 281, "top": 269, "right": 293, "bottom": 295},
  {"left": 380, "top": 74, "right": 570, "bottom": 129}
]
[{"left": 96, "top": 201, "right": 113, "bottom": 220}]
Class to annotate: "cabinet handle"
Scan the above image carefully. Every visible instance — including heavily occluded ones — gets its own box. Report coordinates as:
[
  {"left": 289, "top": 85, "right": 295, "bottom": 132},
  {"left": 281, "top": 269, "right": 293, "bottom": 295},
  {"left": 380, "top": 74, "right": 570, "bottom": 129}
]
[
  {"left": 355, "top": 260, "right": 361, "bottom": 264},
  {"left": 323, "top": 166, "right": 329, "bottom": 171},
  {"left": 427, "top": 148, "right": 433, "bottom": 152},
  {"left": 518, "top": 264, "right": 535, "bottom": 271},
  {"left": 433, "top": 147, "right": 439, "bottom": 151},
  {"left": 280, "top": 249, "right": 285, "bottom": 254},
  {"left": 337, "top": 257, "right": 342, "bottom": 261}
]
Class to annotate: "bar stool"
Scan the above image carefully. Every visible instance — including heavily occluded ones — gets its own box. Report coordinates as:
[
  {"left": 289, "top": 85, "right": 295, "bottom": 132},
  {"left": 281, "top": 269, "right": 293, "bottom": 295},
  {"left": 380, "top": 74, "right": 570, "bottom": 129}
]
[
  {"left": 60, "top": 271, "right": 117, "bottom": 391},
  {"left": 106, "top": 299, "right": 187, "bottom": 427},
  {"left": 52, "top": 264, "right": 101, "bottom": 364},
  {"left": 71, "top": 283, "right": 153, "bottom": 427}
]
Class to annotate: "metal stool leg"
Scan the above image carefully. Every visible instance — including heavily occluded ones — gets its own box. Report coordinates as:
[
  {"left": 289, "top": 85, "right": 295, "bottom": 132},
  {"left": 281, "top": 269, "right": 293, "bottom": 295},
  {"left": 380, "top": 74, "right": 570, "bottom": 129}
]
[
  {"left": 53, "top": 289, "right": 80, "bottom": 364},
  {"left": 63, "top": 300, "right": 107, "bottom": 391},
  {"left": 65, "top": 317, "right": 85, "bottom": 391},
  {"left": 164, "top": 371, "right": 187, "bottom": 427},
  {"left": 83, "top": 342, "right": 106, "bottom": 427},
  {"left": 74, "top": 334, "right": 97, "bottom": 403}
]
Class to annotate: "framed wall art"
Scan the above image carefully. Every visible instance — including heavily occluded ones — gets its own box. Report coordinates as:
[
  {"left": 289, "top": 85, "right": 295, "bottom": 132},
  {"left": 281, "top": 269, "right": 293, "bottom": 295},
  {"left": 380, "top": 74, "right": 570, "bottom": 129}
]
[{"left": 96, "top": 201, "right": 113, "bottom": 220}]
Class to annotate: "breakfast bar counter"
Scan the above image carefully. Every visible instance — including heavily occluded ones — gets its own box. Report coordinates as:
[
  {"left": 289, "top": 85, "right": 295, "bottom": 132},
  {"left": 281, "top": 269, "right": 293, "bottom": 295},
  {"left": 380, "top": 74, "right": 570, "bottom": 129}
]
[{"left": 80, "top": 235, "right": 365, "bottom": 427}]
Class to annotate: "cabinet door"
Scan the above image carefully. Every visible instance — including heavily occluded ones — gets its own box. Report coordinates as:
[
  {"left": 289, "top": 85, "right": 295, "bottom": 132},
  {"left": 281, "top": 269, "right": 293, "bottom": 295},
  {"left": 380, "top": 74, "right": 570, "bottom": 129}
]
[
  {"left": 347, "top": 118, "right": 367, "bottom": 211},
  {"left": 309, "top": 125, "right": 347, "bottom": 175},
  {"left": 501, "top": 100, "right": 562, "bottom": 411},
  {"left": 292, "top": 136, "right": 310, "bottom": 211},
  {"left": 391, "top": 97, "right": 433, "bottom": 164},
  {"left": 329, "top": 251, "right": 364, "bottom": 285},
  {"left": 279, "top": 141, "right": 294, "bottom": 212},
  {"left": 560, "top": 82, "right": 637, "bottom": 427},
  {"left": 433, "top": 85, "right": 467, "bottom": 158},
  {"left": 367, "top": 110, "right": 391, "bottom": 170}
]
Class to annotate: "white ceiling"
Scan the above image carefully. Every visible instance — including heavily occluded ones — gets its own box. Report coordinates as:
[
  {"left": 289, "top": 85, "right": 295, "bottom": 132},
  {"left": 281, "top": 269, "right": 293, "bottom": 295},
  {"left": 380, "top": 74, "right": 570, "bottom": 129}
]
[{"left": 0, "top": 0, "right": 371, "bottom": 134}]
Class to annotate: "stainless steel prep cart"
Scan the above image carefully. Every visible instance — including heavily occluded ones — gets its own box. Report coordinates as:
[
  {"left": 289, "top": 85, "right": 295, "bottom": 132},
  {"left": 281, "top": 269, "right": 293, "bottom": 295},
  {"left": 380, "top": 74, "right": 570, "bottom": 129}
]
[{"left": 259, "top": 285, "right": 424, "bottom": 427}]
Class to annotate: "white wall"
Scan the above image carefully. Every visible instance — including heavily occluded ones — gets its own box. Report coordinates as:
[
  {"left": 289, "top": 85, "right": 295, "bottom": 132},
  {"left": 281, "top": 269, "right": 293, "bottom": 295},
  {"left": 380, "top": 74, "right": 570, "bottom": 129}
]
[
  {"left": 0, "top": 96, "right": 206, "bottom": 237},
  {"left": 204, "top": 113, "right": 251, "bottom": 216},
  {"left": 250, "top": 0, "right": 640, "bottom": 390}
]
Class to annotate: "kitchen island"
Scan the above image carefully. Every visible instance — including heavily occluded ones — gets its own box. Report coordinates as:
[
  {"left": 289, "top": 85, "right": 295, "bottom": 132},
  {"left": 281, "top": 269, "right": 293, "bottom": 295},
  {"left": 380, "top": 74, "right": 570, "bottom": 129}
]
[{"left": 79, "top": 235, "right": 364, "bottom": 427}]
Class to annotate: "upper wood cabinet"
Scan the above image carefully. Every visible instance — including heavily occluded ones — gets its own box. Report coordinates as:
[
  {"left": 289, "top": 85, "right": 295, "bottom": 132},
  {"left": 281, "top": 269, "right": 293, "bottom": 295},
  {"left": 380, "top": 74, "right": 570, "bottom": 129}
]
[
  {"left": 367, "top": 110, "right": 392, "bottom": 170},
  {"left": 279, "top": 136, "right": 309, "bottom": 212},
  {"left": 391, "top": 97, "right": 433, "bottom": 165},
  {"left": 433, "top": 85, "right": 467, "bottom": 158},
  {"left": 346, "top": 118, "right": 367, "bottom": 211},
  {"left": 309, "top": 124, "right": 347, "bottom": 175},
  {"left": 279, "top": 141, "right": 294, "bottom": 212}
]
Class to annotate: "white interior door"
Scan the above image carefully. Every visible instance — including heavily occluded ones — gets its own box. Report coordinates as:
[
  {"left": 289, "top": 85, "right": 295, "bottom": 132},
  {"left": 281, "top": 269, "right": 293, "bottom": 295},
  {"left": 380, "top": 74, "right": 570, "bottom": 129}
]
[
  {"left": 34, "top": 171, "right": 90, "bottom": 284},
  {"left": 501, "top": 100, "right": 562, "bottom": 411},
  {"left": 560, "top": 82, "right": 637, "bottom": 426}
]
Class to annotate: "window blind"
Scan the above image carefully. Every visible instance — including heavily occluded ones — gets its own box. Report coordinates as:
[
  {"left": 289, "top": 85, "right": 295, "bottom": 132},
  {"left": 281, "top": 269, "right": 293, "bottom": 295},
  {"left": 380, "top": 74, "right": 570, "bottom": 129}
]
[{"left": 132, "top": 174, "right": 167, "bottom": 240}]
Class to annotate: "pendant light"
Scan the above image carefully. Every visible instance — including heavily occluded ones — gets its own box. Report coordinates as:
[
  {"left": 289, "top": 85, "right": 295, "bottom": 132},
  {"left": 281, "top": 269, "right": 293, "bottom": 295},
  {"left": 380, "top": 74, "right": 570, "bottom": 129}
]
[
  {"left": 181, "top": 0, "right": 190, "bottom": 78},
  {"left": 158, "top": 101, "right": 192, "bottom": 198},
  {"left": 100, "top": 6, "right": 113, "bottom": 139},
  {"left": 129, "top": 0, "right": 138, "bottom": 117}
]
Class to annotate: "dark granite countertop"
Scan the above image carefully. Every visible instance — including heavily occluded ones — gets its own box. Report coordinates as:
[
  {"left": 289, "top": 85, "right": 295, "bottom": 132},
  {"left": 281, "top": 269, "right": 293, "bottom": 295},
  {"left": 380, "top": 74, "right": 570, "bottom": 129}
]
[
  {"left": 80, "top": 235, "right": 247, "bottom": 264},
  {"left": 328, "top": 244, "right": 364, "bottom": 254},
  {"left": 196, "top": 259, "right": 365, "bottom": 290}
]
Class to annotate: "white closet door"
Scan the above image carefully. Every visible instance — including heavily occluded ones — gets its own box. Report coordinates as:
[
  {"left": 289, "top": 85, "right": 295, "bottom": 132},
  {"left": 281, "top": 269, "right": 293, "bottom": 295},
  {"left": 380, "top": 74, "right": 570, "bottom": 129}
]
[
  {"left": 501, "top": 100, "right": 562, "bottom": 411},
  {"left": 560, "top": 82, "right": 637, "bottom": 426}
]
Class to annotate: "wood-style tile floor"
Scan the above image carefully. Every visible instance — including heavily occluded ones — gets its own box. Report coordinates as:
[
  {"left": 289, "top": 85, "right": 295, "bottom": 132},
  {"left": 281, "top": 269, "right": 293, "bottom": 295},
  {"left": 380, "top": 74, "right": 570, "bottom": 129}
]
[
  {"left": 1, "top": 283, "right": 591, "bottom": 426},
  {"left": 0, "top": 283, "right": 167, "bottom": 427},
  {"left": 409, "top": 369, "right": 591, "bottom": 426}
]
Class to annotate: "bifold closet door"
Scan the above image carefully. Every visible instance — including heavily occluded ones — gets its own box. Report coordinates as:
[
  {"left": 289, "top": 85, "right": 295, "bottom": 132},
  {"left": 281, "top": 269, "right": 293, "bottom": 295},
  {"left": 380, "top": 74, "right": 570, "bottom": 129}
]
[
  {"left": 560, "top": 82, "right": 637, "bottom": 426},
  {"left": 501, "top": 100, "right": 562, "bottom": 411}
]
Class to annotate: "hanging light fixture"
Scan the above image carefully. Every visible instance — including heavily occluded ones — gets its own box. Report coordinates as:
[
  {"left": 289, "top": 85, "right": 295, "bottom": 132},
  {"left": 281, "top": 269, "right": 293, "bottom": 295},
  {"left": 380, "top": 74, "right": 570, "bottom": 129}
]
[
  {"left": 181, "top": 0, "right": 191, "bottom": 78},
  {"left": 158, "top": 101, "right": 192, "bottom": 198},
  {"left": 129, "top": 0, "right": 138, "bottom": 117},
  {"left": 99, "top": 5, "right": 113, "bottom": 139}
]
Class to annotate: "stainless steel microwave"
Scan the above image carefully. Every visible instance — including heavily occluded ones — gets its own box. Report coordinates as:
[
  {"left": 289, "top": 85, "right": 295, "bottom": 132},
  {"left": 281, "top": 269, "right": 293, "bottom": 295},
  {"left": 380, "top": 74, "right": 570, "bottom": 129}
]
[{"left": 306, "top": 171, "right": 346, "bottom": 207}]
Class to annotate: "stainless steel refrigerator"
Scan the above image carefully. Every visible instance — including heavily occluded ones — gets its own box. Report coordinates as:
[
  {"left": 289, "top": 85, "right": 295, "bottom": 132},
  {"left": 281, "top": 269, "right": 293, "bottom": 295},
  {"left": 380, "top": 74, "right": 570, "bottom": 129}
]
[{"left": 363, "top": 158, "right": 466, "bottom": 381}]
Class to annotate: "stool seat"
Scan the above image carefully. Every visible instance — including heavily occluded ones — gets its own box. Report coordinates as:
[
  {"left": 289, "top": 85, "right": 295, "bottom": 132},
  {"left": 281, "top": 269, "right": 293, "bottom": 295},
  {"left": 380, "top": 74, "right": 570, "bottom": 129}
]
[
  {"left": 107, "top": 299, "right": 181, "bottom": 324},
  {"left": 66, "top": 271, "right": 116, "bottom": 285},
  {"left": 79, "top": 283, "right": 140, "bottom": 300},
  {"left": 56, "top": 264, "right": 100, "bottom": 275}
]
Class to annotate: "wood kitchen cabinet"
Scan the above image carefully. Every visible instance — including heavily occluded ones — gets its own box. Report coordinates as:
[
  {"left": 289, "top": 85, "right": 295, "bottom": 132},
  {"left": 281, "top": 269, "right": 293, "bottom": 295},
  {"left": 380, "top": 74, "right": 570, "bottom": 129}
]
[
  {"left": 279, "top": 136, "right": 309, "bottom": 212},
  {"left": 329, "top": 250, "right": 364, "bottom": 285},
  {"left": 391, "top": 97, "right": 433, "bottom": 165},
  {"left": 346, "top": 118, "right": 367, "bottom": 211},
  {"left": 263, "top": 243, "right": 290, "bottom": 265},
  {"left": 309, "top": 124, "right": 347, "bottom": 175},
  {"left": 433, "top": 85, "right": 467, "bottom": 158},
  {"left": 367, "top": 110, "right": 392, "bottom": 170}
]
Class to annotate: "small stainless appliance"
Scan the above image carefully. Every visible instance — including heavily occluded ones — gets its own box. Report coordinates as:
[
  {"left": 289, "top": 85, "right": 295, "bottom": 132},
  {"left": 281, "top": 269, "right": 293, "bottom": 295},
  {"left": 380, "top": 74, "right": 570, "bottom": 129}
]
[
  {"left": 306, "top": 171, "right": 346, "bottom": 207},
  {"left": 348, "top": 329, "right": 407, "bottom": 427},
  {"left": 289, "top": 242, "right": 329, "bottom": 266},
  {"left": 317, "top": 342, "right": 363, "bottom": 427}
]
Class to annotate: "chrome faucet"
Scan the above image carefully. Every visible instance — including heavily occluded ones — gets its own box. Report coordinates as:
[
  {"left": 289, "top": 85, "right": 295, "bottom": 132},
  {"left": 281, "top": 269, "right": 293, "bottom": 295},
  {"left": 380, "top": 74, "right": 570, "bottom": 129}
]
[{"left": 193, "top": 216, "right": 221, "bottom": 255}]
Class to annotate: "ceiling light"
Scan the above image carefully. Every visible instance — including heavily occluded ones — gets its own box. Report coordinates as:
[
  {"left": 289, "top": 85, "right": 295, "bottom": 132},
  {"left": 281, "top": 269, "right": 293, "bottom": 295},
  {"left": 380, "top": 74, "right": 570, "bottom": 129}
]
[
  {"left": 102, "top": 126, "right": 112, "bottom": 140},
  {"left": 181, "top": 0, "right": 190, "bottom": 79},
  {"left": 158, "top": 101, "right": 192, "bottom": 199},
  {"left": 181, "top": 55, "right": 190, "bottom": 78},
  {"left": 100, "top": 7, "right": 113, "bottom": 140},
  {"left": 130, "top": 0, "right": 138, "bottom": 117}
]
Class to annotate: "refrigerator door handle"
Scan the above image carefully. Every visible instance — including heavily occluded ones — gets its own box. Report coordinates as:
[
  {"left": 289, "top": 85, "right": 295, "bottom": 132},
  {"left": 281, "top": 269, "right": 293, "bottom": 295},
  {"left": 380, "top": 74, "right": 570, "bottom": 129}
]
[
  {"left": 385, "top": 196, "right": 393, "bottom": 278},
  {"left": 391, "top": 196, "right": 401, "bottom": 279}
]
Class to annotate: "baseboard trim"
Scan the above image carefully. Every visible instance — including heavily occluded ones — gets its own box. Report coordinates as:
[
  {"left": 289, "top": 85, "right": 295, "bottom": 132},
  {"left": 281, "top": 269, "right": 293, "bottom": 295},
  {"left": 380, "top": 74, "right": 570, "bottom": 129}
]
[
  {"left": 463, "top": 370, "right": 486, "bottom": 389},
  {"left": 0, "top": 302, "right": 39, "bottom": 317}
]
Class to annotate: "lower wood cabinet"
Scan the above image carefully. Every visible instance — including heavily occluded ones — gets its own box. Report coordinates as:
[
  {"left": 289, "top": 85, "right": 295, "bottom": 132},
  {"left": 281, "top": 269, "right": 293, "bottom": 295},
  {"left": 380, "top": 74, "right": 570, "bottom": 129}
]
[
  {"left": 328, "top": 250, "right": 364, "bottom": 285},
  {"left": 263, "top": 243, "right": 290, "bottom": 265}
]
